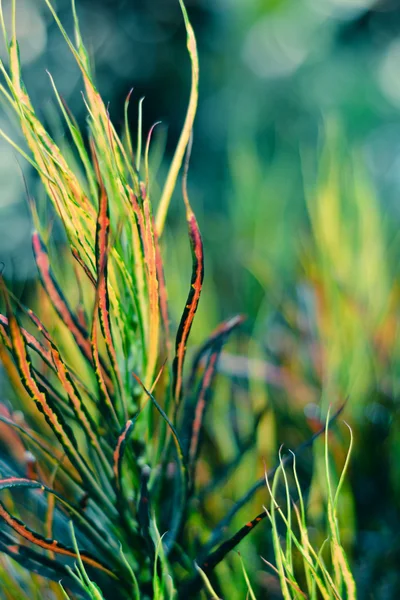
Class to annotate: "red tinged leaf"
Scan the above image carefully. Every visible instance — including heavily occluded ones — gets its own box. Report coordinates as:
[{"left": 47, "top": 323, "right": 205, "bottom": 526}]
[
  {"left": 51, "top": 348, "right": 103, "bottom": 450},
  {"left": 0, "top": 314, "right": 11, "bottom": 350},
  {"left": 2, "top": 309, "right": 98, "bottom": 411},
  {"left": 171, "top": 135, "right": 204, "bottom": 404},
  {"left": 130, "top": 184, "right": 163, "bottom": 395},
  {"left": 130, "top": 191, "right": 146, "bottom": 238},
  {"left": 92, "top": 143, "right": 124, "bottom": 409},
  {"left": 91, "top": 287, "right": 121, "bottom": 431},
  {"left": 0, "top": 277, "right": 116, "bottom": 516},
  {"left": 38, "top": 327, "right": 111, "bottom": 474},
  {"left": 0, "top": 529, "right": 76, "bottom": 589},
  {"left": 0, "top": 277, "right": 80, "bottom": 457},
  {"left": 10, "top": 306, "right": 97, "bottom": 436},
  {"left": 4, "top": 301, "right": 112, "bottom": 436},
  {"left": 172, "top": 210, "right": 204, "bottom": 405},
  {"left": 91, "top": 199, "right": 122, "bottom": 432},
  {"left": 131, "top": 185, "right": 160, "bottom": 392},
  {"left": 0, "top": 313, "right": 54, "bottom": 369},
  {"left": 143, "top": 196, "right": 160, "bottom": 389},
  {"left": 33, "top": 231, "right": 114, "bottom": 394},
  {"left": 22, "top": 306, "right": 103, "bottom": 410},
  {"left": 0, "top": 499, "right": 116, "bottom": 577},
  {"left": 95, "top": 249, "right": 122, "bottom": 404}
]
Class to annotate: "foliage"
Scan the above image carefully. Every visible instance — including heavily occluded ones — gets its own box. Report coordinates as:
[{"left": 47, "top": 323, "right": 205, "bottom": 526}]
[
  {"left": 263, "top": 414, "right": 356, "bottom": 600},
  {"left": 0, "top": 0, "right": 239, "bottom": 597},
  {"left": 0, "top": 1, "right": 363, "bottom": 599}
]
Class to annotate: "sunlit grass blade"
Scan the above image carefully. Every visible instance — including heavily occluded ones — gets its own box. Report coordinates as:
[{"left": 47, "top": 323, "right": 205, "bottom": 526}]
[
  {"left": 155, "top": 0, "right": 199, "bottom": 235},
  {"left": 194, "top": 563, "right": 221, "bottom": 600},
  {"left": 141, "top": 184, "right": 160, "bottom": 393},
  {"left": 64, "top": 521, "right": 106, "bottom": 600},
  {"left": 46, "top": 70, "right": 98, "bottom": 202},
  {"left": 237, "top": 553, "right": 256, "bottom": 600}
]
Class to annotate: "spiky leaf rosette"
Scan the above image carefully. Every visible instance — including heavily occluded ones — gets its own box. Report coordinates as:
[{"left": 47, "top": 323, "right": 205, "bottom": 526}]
[{"left": 0, "top": 1, "right": 249, "bottom": 598}]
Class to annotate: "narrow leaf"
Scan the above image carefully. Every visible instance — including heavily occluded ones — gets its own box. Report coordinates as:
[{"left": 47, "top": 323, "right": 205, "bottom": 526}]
[{"left": 172, "top": 179, "right": 204, "bottom": 404}]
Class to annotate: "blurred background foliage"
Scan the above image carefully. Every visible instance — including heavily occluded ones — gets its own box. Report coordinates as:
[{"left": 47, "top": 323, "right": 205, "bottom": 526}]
[{"left": 2, "top": 0, "right": 400, "bottom": 598}]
